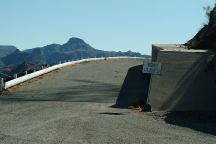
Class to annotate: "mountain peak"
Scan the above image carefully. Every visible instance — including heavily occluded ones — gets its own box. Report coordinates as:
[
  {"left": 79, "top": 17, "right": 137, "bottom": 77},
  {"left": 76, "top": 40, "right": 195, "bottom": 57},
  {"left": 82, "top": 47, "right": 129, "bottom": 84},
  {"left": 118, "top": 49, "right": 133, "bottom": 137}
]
[
  {"left": 67, "top": 37, "right": 85, "bottom": 44},
  {"left": 63, "top": 37, "right": 94, "bottom": 50}
]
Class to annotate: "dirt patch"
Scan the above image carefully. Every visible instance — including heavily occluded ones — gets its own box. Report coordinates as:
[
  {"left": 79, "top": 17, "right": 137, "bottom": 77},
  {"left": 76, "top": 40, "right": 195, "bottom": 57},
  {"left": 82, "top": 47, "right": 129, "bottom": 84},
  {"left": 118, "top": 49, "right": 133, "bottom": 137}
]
[
  {"left": 7, "top": 69, "right": 62, "bottom": 92},
  {"left": 67, "top": 64, "right": 80, "bottom": 68},
  {"left": 6, "top": 63, "right": 82, "bottom": 93}
]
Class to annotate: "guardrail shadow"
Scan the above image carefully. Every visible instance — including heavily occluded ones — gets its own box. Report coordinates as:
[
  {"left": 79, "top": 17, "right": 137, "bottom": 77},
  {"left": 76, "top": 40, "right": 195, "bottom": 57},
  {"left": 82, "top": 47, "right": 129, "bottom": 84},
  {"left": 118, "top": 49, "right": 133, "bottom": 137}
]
[{"left": 0, "top": 80, "right": 120, "bottom": 103}]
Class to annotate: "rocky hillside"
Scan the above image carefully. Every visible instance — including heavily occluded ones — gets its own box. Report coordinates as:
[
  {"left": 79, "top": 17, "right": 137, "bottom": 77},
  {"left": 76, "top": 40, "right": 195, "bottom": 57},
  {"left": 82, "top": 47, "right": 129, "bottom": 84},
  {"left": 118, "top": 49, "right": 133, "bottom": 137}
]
[
  {"left": 187, "top": 5, "right": 216, "bottom": 49},
  {"left": 0, "top": 62, "right": 47, "bottom": 81},
  {"left": 0, "top": 46, "right": 17, "bottom": 58},
  {"left": 0, "top": 46, "right": 17, "bottom": 67},
  {"left": 0, "top": 37, "right": 148, "bottom": 67}
]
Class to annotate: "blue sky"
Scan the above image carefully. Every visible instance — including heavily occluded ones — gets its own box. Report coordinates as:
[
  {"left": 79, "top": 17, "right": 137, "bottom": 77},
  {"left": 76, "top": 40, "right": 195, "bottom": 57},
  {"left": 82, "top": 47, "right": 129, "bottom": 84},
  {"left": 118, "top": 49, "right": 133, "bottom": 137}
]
[{"left": 0, "top": 0, "right": 215, "bottom": 55}]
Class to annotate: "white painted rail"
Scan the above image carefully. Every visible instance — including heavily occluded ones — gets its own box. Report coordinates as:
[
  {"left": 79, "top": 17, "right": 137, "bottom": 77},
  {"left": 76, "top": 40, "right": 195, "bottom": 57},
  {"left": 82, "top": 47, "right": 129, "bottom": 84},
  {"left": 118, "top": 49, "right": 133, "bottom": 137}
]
[{"left": 3, "top": 57, "right": 146, "bottom": 89}]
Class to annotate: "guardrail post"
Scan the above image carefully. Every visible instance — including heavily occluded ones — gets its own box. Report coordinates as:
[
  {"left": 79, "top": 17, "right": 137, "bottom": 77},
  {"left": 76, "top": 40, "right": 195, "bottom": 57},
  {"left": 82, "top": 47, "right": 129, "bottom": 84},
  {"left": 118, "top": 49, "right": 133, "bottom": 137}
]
[
  {"left": 14, "top": 74, "right": 17, "bottom": 79},
  {"left": 0, "top": 78, "right": 4, "bottom": 91}
]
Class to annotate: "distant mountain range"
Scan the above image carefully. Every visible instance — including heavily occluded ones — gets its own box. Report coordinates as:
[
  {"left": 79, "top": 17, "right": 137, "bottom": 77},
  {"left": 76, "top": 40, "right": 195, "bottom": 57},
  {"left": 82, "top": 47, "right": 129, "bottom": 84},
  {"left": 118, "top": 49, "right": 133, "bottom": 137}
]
[{"left": 0, "top": 37, "right": 150, "bottom": 68}]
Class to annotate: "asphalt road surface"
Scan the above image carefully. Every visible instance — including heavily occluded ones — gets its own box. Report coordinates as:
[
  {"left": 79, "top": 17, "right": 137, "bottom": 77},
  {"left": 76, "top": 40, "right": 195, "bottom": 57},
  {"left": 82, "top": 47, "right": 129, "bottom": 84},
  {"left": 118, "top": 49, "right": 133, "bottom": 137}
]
[{"left": 0, "top": 59, "right": 216, "bottom": 144}]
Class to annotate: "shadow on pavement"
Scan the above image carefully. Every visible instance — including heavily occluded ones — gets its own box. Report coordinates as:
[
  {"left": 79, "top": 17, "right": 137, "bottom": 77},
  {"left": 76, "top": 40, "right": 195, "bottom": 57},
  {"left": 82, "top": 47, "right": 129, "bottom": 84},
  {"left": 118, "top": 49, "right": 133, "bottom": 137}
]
[
  {"left": 112, "top": 65, "right": 151, "bottom": 108},
  {"left": 97, "top": 112, "right": 125, "bottom": 115},
  {"left": 0, "top": 80, "right": 120, "bottom": 103},
  {"left": 164, "top": 111, "right": 216, "bottom": 136}
]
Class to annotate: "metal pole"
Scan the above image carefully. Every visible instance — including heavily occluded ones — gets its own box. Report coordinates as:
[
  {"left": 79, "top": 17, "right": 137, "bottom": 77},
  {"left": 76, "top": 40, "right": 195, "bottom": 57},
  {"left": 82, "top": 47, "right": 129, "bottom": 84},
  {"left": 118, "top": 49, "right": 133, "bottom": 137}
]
[
  {"left": 14, "top": 74, "right": 17, "bottom": 79},
  {"left": 0, "top": 78, "right": 4, "bottom": 91},
  {"left": 146, "top": 74, "right": 152, "bottom": 105}
]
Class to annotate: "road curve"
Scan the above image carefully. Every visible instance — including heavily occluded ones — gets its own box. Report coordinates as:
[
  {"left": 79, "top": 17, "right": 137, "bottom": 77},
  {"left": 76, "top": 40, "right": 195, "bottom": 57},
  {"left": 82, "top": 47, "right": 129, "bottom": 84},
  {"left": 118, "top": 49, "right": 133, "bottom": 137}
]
[{"left": 0, "top": 59, "right": 215, "bottom": 144}]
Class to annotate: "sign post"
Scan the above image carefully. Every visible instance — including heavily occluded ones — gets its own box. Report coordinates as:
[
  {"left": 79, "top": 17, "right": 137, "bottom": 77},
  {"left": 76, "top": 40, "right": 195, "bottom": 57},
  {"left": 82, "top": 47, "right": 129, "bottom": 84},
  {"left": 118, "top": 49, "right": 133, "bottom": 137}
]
[
  {"left": 142, "top": 60, "right": 161, "bottom": 111},
  {"left": 142, "top": 60, "right": 161, "bottom": 75}
]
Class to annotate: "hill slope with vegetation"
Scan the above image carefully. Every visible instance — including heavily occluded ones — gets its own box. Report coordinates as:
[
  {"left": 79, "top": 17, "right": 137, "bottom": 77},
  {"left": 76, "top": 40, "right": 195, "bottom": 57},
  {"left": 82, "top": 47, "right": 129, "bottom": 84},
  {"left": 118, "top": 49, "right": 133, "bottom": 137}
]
[{"left": 187, "top": 4, "right": 216, "bottom": 49}]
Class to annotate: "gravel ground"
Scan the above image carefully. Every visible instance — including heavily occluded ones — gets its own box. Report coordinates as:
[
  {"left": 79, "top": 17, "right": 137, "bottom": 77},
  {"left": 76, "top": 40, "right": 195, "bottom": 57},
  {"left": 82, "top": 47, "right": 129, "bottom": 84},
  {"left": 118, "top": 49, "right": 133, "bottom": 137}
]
[{"left": 0, "top": 59, "right": 216, "bottom": 144}]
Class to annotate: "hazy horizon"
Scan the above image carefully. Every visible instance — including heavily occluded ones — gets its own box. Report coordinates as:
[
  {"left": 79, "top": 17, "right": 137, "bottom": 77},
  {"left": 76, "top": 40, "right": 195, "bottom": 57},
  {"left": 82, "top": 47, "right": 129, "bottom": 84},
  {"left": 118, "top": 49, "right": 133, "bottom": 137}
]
[{"left": 0, "top": 0, "right": 215, "bottom": 55}]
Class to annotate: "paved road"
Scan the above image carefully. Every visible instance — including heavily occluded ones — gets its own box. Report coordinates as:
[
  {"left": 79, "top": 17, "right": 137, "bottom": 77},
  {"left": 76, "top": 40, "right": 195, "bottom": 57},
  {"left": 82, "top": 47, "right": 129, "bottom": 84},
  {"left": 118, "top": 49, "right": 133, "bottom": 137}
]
[{"left": 0, "top": 59, "right": 215, "bottom": 144}]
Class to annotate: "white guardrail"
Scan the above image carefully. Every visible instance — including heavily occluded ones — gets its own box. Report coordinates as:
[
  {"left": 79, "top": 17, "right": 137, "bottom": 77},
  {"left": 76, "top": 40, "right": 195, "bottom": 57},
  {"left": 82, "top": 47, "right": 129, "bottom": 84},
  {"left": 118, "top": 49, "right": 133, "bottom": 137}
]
[{"left": 2, "top": 57, "right": 146, "bottom": 90}]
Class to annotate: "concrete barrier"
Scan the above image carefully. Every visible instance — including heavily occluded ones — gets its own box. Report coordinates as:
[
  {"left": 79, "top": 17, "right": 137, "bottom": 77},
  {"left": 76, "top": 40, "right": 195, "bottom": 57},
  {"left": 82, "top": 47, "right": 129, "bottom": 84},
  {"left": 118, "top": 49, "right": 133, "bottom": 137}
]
[
  {"left": 148, "top": 44, "right": 216, "bottom": 111},
  {"left": 4, "top": 56, "right": 145, "bottom": 89}
]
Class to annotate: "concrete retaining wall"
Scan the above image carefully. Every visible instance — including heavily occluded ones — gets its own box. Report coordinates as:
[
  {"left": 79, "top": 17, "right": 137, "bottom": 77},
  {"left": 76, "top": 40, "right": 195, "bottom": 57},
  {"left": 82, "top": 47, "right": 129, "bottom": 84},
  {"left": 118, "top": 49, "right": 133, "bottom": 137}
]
[
  {"left": 149, "top": 45, "right": 216, "bottom": 111},
  {"left": 3, "top": 57, "right": 145, "bottom": 89}
]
